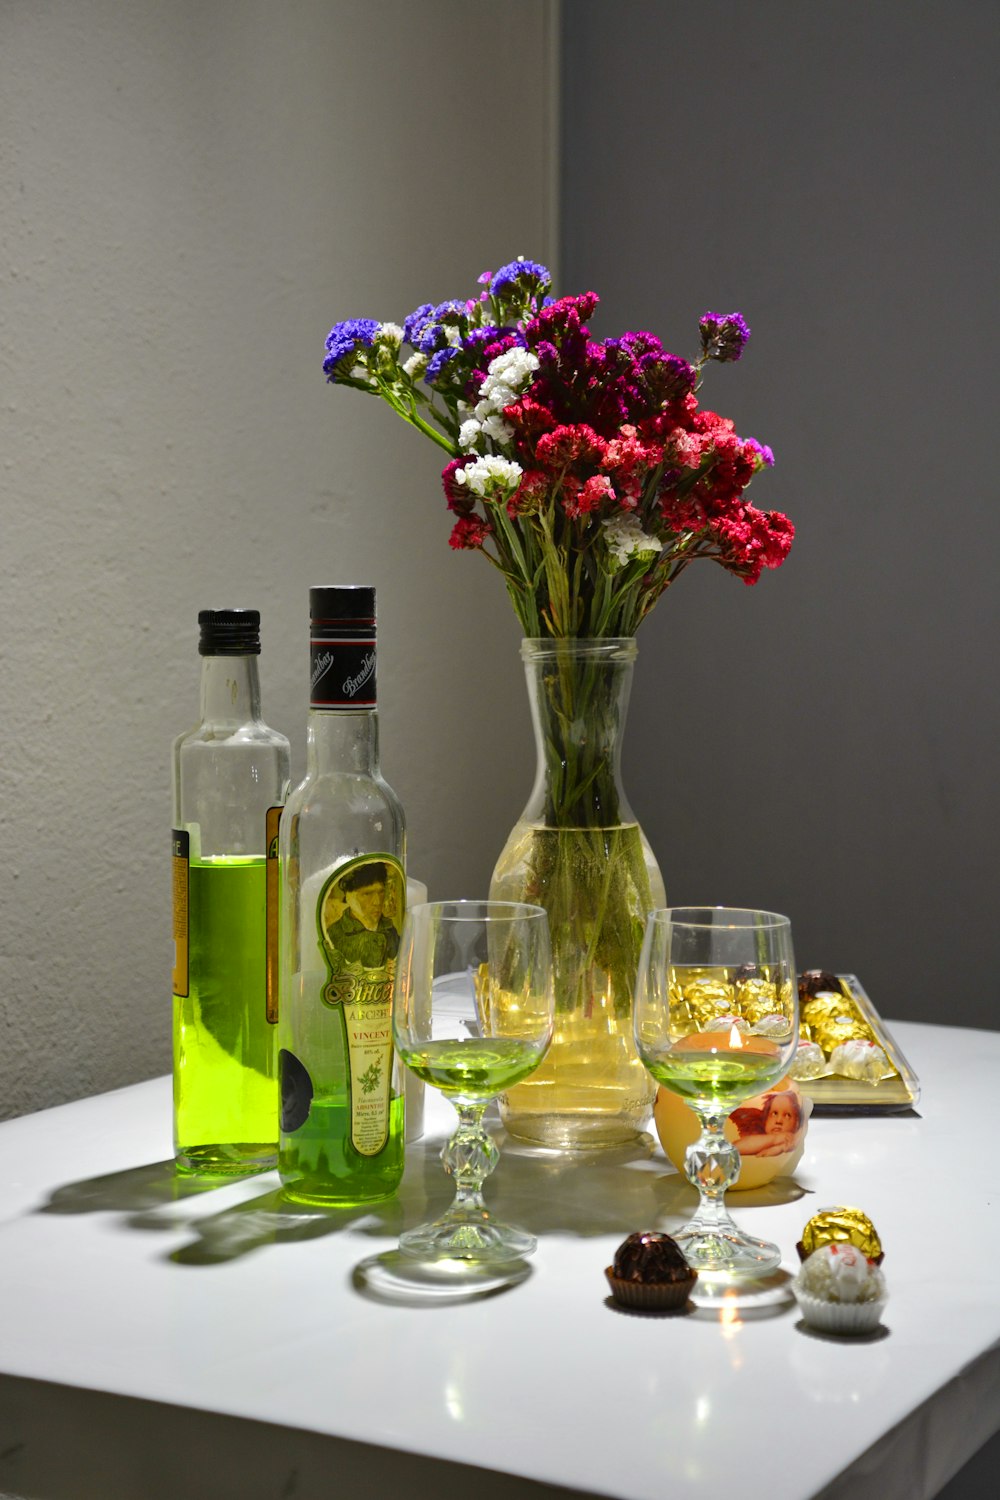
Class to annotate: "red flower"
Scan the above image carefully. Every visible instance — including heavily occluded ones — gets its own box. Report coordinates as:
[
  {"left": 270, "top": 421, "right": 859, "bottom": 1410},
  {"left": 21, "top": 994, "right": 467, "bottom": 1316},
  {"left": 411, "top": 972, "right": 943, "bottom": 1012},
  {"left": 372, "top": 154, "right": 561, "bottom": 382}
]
[
  {"left": 709, "top": 504, "right": 795, "bottom": 584},
  {"left": 524, "top": 292, "right": 600, "bottom": 347},
  {"left": 508, "top": 468, "right": 550, "bottom": 518},
  {"left": 601, "top": 424, "right": 664, "bottom": 508},
  {"left": 448, "top": 515, "right": 492, "bottom": 550},
  {"left": 536, "top": 423, "right": 608, "bottom": 470},
  {"left": 563, "top": 474, "right": 614, "bottom": 519},
  {"left": 502, "top": 395, "right": 557, "bottom": 439}
]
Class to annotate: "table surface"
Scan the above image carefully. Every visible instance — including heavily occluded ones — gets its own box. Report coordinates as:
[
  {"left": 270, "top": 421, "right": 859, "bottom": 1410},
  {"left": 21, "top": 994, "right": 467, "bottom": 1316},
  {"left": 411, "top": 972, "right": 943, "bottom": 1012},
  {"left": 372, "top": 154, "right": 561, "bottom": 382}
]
[{"left": 1, "top": 1020, "right": 998, "bottom": 1500}]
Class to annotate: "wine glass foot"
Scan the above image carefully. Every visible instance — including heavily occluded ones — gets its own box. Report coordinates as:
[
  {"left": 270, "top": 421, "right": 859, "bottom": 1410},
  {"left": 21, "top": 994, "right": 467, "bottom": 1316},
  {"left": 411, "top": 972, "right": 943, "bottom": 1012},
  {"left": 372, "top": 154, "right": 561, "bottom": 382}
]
[
  {"left": 399, "top": 1211, "right": 536, "bottom": 1264},
  {"left": 673, "top": 1224, "right": 782, "bottom": 1278}
]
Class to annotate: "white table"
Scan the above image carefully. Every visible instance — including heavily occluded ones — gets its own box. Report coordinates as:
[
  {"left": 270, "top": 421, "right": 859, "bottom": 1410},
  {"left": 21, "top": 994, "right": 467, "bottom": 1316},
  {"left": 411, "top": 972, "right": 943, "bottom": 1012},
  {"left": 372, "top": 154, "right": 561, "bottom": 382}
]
[{"left": 1, "top": 1021, "right": 998, "bottom": 1500}]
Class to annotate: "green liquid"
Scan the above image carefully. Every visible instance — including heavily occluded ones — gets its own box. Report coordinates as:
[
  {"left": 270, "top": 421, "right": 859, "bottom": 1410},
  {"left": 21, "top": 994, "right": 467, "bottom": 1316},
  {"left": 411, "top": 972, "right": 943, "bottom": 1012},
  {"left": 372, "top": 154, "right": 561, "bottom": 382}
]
[
  {"left": 400, "top": 1037, "right": 545, "bottom": 1100},
  {"left": 645, "top": 1048, "right": 783, "bottom": 1106},
  {"left": 280, "top": 1092, "right": 405, "bottom": 1206},
  {"left": 173, "top": 857, "right": 277, "bottom": 1175}
]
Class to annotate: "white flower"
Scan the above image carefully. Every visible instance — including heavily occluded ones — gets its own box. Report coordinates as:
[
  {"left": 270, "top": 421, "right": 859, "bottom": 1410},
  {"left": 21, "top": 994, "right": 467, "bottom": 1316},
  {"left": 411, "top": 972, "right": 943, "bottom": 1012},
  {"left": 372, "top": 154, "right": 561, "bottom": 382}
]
[
  {"left": 456, "top": 455, "right": 523, "bottom": 499},
  {"left": 480, "top": 412, "right": 514, "bottom": 445},
  {"left": 601, "top": 514, "right": 663, "bottom": 568},
  {"left": 458, "top": 418, "right": 482, "bottom": 451},
  {"left": 459, "top": 347, "right": 539, "bottom": 452},
  {"left": 403, "top": 352, "right": 428, "bottom": 379},
  {"left": 375, "top": 322, "right": 403, "bottom": 350}
]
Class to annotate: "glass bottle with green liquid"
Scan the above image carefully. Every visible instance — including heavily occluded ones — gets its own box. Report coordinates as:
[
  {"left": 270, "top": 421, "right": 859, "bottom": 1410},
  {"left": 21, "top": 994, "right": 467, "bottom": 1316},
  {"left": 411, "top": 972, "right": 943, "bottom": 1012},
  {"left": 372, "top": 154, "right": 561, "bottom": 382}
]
[
  {"left": 277, "top": 586, "right": 406, "bottom": 1206},
  {"left": 172, "top": 609, "right": 290, "bottom": 1175}
]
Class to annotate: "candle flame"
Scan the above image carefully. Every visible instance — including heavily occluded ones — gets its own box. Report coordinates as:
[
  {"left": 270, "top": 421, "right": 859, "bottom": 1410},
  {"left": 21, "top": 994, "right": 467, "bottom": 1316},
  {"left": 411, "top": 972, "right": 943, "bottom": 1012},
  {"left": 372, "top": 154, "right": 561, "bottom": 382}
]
[{"left": 728, "top": 1022, "right": 744, "bottom": 1049}]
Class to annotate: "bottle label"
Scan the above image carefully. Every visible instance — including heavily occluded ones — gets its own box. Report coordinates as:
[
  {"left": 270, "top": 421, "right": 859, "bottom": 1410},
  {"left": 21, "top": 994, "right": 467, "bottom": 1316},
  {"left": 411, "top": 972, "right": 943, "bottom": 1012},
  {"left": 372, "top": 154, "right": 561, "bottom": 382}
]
[
  {"left": 310, "top": 637, "right": 376, "bottom": 709},
  {"left": 265, "top": 807, "right": 282, "bottom": 1024},
  {"left": 316, "top": 852, "right": 405, "bottom": 1156},
  {"left": 171, "top": 828, "right": 190, "bottom": 997}
]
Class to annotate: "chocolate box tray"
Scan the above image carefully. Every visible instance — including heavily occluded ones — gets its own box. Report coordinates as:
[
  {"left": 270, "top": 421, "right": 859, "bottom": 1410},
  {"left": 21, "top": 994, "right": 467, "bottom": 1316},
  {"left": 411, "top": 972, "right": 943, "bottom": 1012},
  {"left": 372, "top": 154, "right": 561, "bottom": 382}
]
[{"left": 795, "top": 973, "right": 921, "bottom": 1113}]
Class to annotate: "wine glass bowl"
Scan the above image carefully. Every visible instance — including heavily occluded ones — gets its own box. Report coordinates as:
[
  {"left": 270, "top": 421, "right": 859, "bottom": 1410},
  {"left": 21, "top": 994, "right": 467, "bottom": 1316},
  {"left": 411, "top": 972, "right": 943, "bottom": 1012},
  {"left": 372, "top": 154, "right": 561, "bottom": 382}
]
[
  {"left": 634, "top": 907, "right": 798, "bottom": 1276},
  {"left": 393, "top": 900, "right": 553, "bottom": 1262}
]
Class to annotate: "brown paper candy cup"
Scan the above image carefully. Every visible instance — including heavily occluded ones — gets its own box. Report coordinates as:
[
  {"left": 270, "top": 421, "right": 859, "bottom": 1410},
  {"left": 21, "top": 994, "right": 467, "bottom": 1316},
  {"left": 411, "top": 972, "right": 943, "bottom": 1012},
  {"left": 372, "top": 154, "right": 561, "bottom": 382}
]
[{"left": 604, "top": 1267, "right": 696, "bottom": 1310}]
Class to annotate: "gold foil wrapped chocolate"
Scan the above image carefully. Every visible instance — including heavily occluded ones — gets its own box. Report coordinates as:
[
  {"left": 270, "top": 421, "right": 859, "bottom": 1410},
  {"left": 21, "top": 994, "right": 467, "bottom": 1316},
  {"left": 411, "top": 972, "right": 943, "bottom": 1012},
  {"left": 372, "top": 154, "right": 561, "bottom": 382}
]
[
  {"left": 677, "top": 975, "right": 735, "bottom": 1031},
  {"left": 798, "top": 1206, "right": 884, "bottom": 1264},
  {"left": 795, "top": 974, "right": 898, "bottom": 1085}
]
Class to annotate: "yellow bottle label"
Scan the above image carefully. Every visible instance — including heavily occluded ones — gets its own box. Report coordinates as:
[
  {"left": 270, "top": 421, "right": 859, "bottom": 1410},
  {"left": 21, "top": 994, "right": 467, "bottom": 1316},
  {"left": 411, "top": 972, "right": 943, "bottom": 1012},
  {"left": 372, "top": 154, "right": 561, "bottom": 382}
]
[
  {"left": 316, "top": 853, "right": 405, "bottom": 1157},
  {"left": 171, "top": 829, "right": 190, "bottom": 998}
]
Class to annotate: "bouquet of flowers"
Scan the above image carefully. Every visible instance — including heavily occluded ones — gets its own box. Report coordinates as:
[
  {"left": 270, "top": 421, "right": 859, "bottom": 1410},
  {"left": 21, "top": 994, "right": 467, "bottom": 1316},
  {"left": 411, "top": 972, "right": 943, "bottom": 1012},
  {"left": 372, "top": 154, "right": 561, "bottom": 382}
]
[
  {"left": 323, "top": 257, "right": 793, "bottom": 639},
  {"left": 323, "top": 259, "right": 795, "bottom": 1149}
]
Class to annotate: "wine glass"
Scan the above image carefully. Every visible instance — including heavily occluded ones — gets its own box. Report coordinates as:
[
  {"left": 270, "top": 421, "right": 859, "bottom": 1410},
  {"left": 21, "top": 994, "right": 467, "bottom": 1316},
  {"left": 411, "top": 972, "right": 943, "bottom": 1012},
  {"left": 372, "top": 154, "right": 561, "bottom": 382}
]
[
  {"left": 634, "top": 907, "right": 799, "bottom": 1276},
  {"left": 393, "top": 900, "right": 553, "bottom": 1262}
]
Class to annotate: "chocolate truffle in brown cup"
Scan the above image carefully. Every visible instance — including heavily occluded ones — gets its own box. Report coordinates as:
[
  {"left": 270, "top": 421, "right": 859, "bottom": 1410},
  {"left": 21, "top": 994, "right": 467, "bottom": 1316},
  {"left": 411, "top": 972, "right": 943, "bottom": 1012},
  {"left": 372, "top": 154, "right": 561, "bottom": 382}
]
[{"left": 605, "top": 1231, "right": 698, "bottom": 1310}]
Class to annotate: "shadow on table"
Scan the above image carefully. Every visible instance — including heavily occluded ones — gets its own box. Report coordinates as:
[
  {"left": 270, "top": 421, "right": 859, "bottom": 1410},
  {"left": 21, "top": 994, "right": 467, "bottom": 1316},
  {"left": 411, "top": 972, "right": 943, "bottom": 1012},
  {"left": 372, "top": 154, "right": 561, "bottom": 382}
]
[
  {"left": 352, "top": 1249, "right": 533, "bottom": 1307},
  {"left": 483, "top": 1127, "right": 809, "bottom": 1238},
  {"left": 30, "top": 1123, "right": 810, "bottom": 1267},
  {"left": 36, "top": 1161, "right": 239, "bottom": 1216},
  {"left": 166, "top": 1188, "right": 411, "bottom": 1265}
]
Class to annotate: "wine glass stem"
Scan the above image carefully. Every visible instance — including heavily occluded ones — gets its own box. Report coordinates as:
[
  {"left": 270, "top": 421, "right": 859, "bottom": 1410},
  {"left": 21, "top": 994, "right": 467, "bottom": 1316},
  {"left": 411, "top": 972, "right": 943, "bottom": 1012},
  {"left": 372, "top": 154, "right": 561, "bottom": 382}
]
[
  {"left": 684, "top": 1105, "right": 741, "bottom": 1234},
  {"left": 442, "top": 1100, "right": 499, "bottom": 1218}
]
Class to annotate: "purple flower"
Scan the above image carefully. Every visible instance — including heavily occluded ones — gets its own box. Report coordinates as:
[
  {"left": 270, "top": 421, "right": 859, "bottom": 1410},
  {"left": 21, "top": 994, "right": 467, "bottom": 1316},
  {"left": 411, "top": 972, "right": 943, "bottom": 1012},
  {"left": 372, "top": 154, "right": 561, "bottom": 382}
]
[
  {"left": 416, "top": 300, "right": 467, "bottom": 355},
  {"left": 403, "top": 303, "right": 434, "bottom": 347},
  {"left": 744, "top": 437, "right": 775, "bottom": 468},
  {"left": 490, "top": 259, "right": 551, "bottom": 298},
  {"left": 425, "top": 347, "right": 459, "bottom": 384},
  {"left": 699, "top": 311, "right": 751, "bottom": 363},
  {"left": 640, "top": 352, "right": 696, "bottom": 403},
  {"left": 323, "top": 318, "right": 379, "bottom": 381}
]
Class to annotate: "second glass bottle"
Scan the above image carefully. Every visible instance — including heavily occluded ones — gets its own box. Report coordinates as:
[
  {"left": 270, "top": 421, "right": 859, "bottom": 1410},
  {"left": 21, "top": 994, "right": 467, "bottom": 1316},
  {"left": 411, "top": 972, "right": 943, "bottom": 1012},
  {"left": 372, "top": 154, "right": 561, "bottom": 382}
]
[{"left": 278, "top": 586, "right": 407, "bottom": 1205}]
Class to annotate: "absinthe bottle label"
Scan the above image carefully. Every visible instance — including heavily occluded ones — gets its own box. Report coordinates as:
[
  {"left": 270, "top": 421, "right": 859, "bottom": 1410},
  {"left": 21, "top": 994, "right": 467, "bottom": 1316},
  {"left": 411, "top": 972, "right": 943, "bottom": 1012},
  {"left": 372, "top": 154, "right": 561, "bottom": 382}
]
[
  {"left": 317, "top": 852, "right": 405, "bottom": 1156},
  {"left": 279, "top": 851, "right": 406, "bottom": 1201}
]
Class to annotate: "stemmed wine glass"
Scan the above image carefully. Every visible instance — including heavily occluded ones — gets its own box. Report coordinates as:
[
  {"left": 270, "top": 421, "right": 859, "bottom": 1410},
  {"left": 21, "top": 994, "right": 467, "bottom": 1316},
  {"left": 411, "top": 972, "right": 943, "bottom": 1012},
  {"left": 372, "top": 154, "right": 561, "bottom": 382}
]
[
  {"left": 393, "top": 900, "right": 553, "bottom": 1262},
  {"left": 634, "top": 907, "right": 799, "bottom": 1276}
]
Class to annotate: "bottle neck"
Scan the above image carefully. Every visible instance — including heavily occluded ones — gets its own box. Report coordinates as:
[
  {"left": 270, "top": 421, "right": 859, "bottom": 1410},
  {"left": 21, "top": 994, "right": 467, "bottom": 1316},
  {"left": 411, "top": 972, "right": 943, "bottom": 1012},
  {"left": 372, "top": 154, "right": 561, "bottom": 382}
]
[
  {"left": 307, "top": 708, "right": 379, "bottom": 776},
  {"left": 199, "top": 654, "right": 262, "bottom": 726}
]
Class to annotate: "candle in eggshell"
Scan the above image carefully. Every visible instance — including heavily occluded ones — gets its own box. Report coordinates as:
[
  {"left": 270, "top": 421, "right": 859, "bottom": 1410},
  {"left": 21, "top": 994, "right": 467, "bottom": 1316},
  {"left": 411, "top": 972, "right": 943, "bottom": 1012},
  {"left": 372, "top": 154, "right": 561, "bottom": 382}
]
[{"left": 653, "top": 1072, "right": 812, "bottom": 1191}]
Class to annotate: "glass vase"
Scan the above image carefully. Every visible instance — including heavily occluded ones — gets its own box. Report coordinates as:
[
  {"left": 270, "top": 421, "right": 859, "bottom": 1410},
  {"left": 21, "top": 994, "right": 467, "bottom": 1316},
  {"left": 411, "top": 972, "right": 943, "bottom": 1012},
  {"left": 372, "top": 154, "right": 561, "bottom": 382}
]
[{"left": 490, "top": 638, "right": 665, "bottom": 1150}]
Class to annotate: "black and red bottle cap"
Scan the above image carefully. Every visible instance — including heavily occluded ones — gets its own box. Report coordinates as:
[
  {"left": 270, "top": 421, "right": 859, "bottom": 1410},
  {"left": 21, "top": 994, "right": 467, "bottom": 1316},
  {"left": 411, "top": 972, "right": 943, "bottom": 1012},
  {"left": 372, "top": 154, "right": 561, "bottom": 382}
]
[{"left": 309, "top": 586, "right": 377, "bottom": 708}]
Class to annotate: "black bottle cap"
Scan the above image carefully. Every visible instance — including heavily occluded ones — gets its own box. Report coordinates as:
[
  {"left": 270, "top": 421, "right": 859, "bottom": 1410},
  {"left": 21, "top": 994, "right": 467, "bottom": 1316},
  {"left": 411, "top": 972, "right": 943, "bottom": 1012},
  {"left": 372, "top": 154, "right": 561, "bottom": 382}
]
[
  {"left": 198, "top": 608, "right": 261, "bottom": 656},
  {"left": 309, "top": 585, "right": 376, "bottom": 628}
]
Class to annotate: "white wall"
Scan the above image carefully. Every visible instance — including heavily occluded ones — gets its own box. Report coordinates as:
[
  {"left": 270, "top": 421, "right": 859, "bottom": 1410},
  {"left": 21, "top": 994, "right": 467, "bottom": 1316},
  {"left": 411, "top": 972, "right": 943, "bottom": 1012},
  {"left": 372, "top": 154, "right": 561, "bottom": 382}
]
[{"left": 0, "top": 0, "right": 558, "bottom": 1119}]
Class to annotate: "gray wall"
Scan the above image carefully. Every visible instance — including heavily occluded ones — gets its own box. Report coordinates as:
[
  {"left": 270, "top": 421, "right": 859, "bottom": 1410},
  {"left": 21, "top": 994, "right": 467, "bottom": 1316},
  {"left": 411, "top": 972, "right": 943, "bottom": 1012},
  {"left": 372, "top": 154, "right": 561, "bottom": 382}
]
[
  {"left": 0, "top": 0, "right": 557, "bottom": 1120},
  {"left": 562, "top": 1, "right": 998, "bottom": 1031}
]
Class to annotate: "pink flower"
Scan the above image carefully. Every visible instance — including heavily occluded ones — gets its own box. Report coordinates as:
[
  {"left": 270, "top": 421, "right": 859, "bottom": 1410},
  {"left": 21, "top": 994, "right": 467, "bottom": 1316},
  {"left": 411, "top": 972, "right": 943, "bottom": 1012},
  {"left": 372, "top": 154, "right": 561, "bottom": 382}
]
[
  {"left": 442, "top": 456, "right": 476, "bottom": 515},
  {"left": 563, "top": 473, "right": 614, "bottom": 519},
  {"left": 600, "top": 424, "right": 664, "bottom": 507},
  {"left": 502, "top": 395, "right": 557, "bottom": 440},
  {"left": 709, "top": 504, "right": 794, "bottom": 584},
  {"left": 448, "top": 515, "right": 492, "bottom": 550},
  {"left": 508, "top": 468, "right": 551, "bottom": 517},
  {"left": 536, "top": 423, "right": 608, "bottom": 470}
]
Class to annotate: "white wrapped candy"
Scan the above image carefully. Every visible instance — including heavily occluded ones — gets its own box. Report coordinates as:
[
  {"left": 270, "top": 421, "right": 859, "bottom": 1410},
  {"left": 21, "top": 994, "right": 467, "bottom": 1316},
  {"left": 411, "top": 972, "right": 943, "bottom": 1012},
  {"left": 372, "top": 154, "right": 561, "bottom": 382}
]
[
  {"left": 752, "top": 1013, "right": 795, "bottom": 1041},
  {"left": 793, "top": 1242, "right": 887, "bottom": 1334},
  {"left": 788, "top": 1040, "right": 828, "bottom": 1081},
  {"left": 829, "top": 1038, "right": 889, "bottom": 1084}
]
